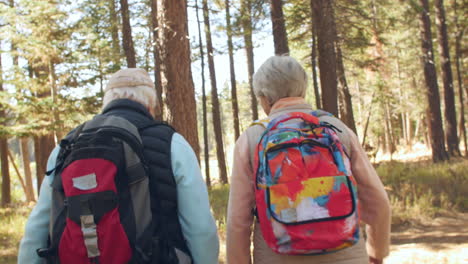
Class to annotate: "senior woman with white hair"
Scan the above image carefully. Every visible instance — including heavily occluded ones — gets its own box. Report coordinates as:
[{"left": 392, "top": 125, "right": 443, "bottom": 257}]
[
  {"left": 18, "top": 68, "right": 219, "bottom": 264},
  {"left": 226, "top": 56, "right": 391, "bottom": 264}
]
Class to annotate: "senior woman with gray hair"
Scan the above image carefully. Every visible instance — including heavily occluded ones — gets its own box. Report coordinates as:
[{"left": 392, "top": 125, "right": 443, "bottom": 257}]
[{"left": 226, "top": 56, "right": 391, "bottom": 264}]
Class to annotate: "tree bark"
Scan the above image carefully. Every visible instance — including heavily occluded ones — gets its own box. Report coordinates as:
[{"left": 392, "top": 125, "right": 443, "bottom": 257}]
[
  {"left": 203, "top": 0, "right": 228, "bottom": 184},
  {"left": 336, "top": 45, "right": 357, "bottom": 134},
  {"left": 109, "top": 0, "right": 121, "bottom": 69},
  {"left": 435, "top": 0, "right": 460, "bottom": 156},
  {"left": 7, "top": 150, "right": 27, "bottom": 197},
  {"left": 310, "top": 18, "right": 321, "bottom": 109},
  {"left": 159, "top": 0, "right": 200, "bottom": 158},
  {"left": 453, "top": 0, "right": 467, "bottom": 156},
  {"left": 0, "top": 45, "right": 10, "bottom": 207},
  {"left": 120, "top": 0, "right": 136, "bottom": 68},
  {"left": 150, "top": 0, "right": 164, "bottom": 120},
  {"left": 418, "top": 0, "right": 449, "bottom": 162},
  {"left": 33, "top": 134, "right": 55, "bottom": 195},
  {"left": 225, "top": 0, "right": 241, "bottom": 140},
  {"left": 195, "top": 0, "right": 211, "bottom": 187},
  {"left": 49, "top": 61, "right": 62, "bottom": 142},
  {"left": 241, "top": 0, "right": 259, "bottom": 121},
  {"left": 20, "top": 138, "right": 35, "bottom": 202},
  {"left": 311, "top": 0, "right": 338, "bottom": 116},
  {"left": 270, "top": 0, "right": 289, "bottom": 55}
]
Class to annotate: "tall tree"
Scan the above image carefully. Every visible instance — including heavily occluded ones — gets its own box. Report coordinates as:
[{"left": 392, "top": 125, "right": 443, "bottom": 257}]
[
  {"left": 150, "top": 0, "right": 164, "bottom": 120},
  {"left": 311, "top": 0, "right": 339, "bottom": 116},
  {"left": 20, "top": 138, "right": 34, "bottom": 202},
  {"left": 109, "top": 0, "right": 121, "bottom": 69},
  {"left": 417, "top": 0, "right": 448, "bottom": 162},
  {"left": 195, "top": 0, "right": 211, "bottom": 187},
  {"left": 435, "top": 0, "right": 460, "bottom": 156},
  {"left": 336, "top": 45, "right": 357, "bottom": 134},
  {"left": 241, "top": 0, "right": 259, "bottom": 121},
  {"left": 270, "top": 0, "right": 289, "bottom": 55},
  {"left": 120, "top": 0, "right": 136, "bottom": 67},
  {"left": 453, "top": 0, "right": 467, "bottom": 156},
  {"left": 225, "top": 0, "right": 241, "bottom": 140},
  {"left": 202, "top": 0, "right": 228, "bottom": 184},
  {"left": 159, "top": 0, "right": 200, "bottom": 157},
  {"left": 33, "top": 134, "right": 55, "bottom": 195},
  {"left": 9, "top": 0, "right": 34, "bottom": 201},
  {"left": 0, "top": 43, "right": 11, "bottom": 206},
  {"left": 311, "top": 19, "right": 321, "bottom": 109}
]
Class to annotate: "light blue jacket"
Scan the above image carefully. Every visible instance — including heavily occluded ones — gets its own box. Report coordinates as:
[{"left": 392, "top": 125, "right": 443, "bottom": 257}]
[{"left": 18, "top": 133, "right": 219, "bottom": 264}]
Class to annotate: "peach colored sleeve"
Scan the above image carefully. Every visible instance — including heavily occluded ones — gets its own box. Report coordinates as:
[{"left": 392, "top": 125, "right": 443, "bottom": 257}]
[
  {"left": 226, "top": 133, "right": 255, "bottom": 264},
  {"left": 348, "top": 128, "right": 391, "bottom": 259}
]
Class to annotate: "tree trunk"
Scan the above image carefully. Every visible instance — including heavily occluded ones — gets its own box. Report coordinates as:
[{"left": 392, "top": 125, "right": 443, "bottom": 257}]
[
  {"left": 225, "top": 0, "right": 241, "bottom": 140},
  {"left": 336, "top": 45, "right": 357, "bottom": 134},
  {"left": 0, "top": 45, "right": 10, "bottom": 207},
  {"left": 453, "top": 0, "right": 467, "bottom": 156},
  {"left": 311, "top": 0, "right": 338, "bottom": 116},
  {"left": 7, "top": 149, "right": 28, "bottom": 197},
  {"left": 49, "top": 62, "right": 62, "bottom": 142},
  {"left": 150, "top": 0, "right": 164, "bottom": 120},
  {"left": 270, "top": 0, "right": 289, "bottom": 55},
  {"left": 33, "top": 134, "right": 55, "bottom": 195},
  {"left": 435, "top": 0, "right": 460, "bottom": 156},
  {"left": 159, "top": 0, "right": 200, "bottom": 158},
  {"left": 195, "top": 0, "right": 211, "bottom": 187},
  {"left": 310, "top": 18, "right": 321, "bottom": 109},
  {"left": 20, "top": 138, "right": 35, "bottom": 202},
  {"left": 241, "top": 0, "right": 259, "bottom": 121},
  {"left": 120, "top": 0, "right": 136, "bottom": 68},
  {"left": 418, "top": 0, "right": 449, "bottom": 162},
  {"left": 203, "top": 0, "right": 228, "bottom": 184},
  {"left": 109, "top": 0, "right": 121, "bottom": 69}
]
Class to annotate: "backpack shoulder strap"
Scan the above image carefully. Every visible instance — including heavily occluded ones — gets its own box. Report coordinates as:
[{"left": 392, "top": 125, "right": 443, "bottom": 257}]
[{"left": 250, "top": 117, "right": 270, "bottom": 129}]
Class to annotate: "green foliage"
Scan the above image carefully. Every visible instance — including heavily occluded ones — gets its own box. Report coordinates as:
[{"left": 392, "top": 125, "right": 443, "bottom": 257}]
[
  {"left": 378, "top": 158, "right": 468, "bottom": 224},
  {"left": 0, "top": 205, "right": 31, "bottom": 264},
  {"left": 208, "top": 184, "right": 230, "bottom": 227}
]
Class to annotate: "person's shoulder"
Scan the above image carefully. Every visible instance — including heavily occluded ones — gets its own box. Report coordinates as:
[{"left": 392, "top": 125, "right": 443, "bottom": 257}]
[
  {"left": 171, "top": 132, "right": 192, "bottom": 149},
  {"left": 140, "top": 122, "right": 175, "bottom": 142}
]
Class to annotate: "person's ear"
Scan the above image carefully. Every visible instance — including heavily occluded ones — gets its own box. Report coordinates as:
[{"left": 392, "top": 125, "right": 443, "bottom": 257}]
[{"left": 259, "top": 96, "right": 272, "bottom": 115}]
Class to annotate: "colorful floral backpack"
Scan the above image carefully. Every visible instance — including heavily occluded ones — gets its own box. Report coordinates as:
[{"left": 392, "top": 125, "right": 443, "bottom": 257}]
[{"left": 252, "top": 111, "right": 360, "bottom": 255}]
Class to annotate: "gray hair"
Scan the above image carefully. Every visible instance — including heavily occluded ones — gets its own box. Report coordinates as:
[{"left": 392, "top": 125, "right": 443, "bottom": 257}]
[
  {"left": 103, "top": 85, "right": 157, "bottom": 111},
  {"left": 102, "top": 68, "right": 157, "bottom": 115},
  {"left": 253, "top": 55, "right": 308, "bottom": 105}
]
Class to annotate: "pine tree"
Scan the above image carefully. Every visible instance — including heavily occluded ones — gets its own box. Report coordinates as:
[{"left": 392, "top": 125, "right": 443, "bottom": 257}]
[
  {"left": 270, "top": 0, "right": 289, "bottom": 55},
  {"left": 109, "top": 0, "right": 121, "bottom": 70},
  {"left": 311, "top": 0, "right": 339, "bottom": 116},
  {"left": 0, "top": 43, "right": 11, "bottom": 206},
  {"left": 417, "top": 0, "right": 449, "bottom": 162},
  {"left": 241, "top": 0, "right": 259, "bottom": 120},
  {"left": 435, "top": 0, "right": 460, "bottom": 156},
  {"left": 120, "top": 0, "right": 136, "bottom": 67},
  {"left": 202, "top": 0, "right": 228, "bottom": 184},
  {"left": 225, "top": 0, "right": 241, "bottom": 140},
  {"left": 150, "top": 0, "right": 164, "bottom": 120},
  {"left": 159, "top": 0, "right": 200, "bottom": 157},
  {"left": 195, "top": 0, "right": 211, "bottom": 187}
]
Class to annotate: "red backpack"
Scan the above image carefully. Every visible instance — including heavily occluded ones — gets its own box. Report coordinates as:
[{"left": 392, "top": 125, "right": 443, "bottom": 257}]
[
  {"left": 252, "top": 111, "right": 360, "bottom": 255},
  {"left": 38, "top": 115, "right": 156, "bottom": 263}
]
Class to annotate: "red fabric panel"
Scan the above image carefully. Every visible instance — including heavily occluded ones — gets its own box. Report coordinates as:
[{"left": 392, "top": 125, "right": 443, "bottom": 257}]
[
  {"left": 59, "top": 209, "right": 132, "bottom": 264},
  {"left": 61, "top": 159, "right": 117, "bottom": 196},
  {"left": 59, "top": 219, "right": 90, "bottom": 264},
  {"left": 97, "top": 208, "right": 132, "bottom": 263}
]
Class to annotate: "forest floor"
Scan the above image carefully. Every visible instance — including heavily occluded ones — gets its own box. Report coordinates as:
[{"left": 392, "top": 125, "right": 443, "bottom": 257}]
[{"left": 2, "top": 208, "right": 466, "bottom": 263}]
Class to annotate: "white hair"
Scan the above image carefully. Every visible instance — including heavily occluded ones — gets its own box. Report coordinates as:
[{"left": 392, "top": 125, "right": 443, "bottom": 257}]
[
  {"left": 103, "top": 85, "right": 157, "bottom": 111},
  {"left": 253, "top": 55, "right": 308, "bottom": 105}
]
